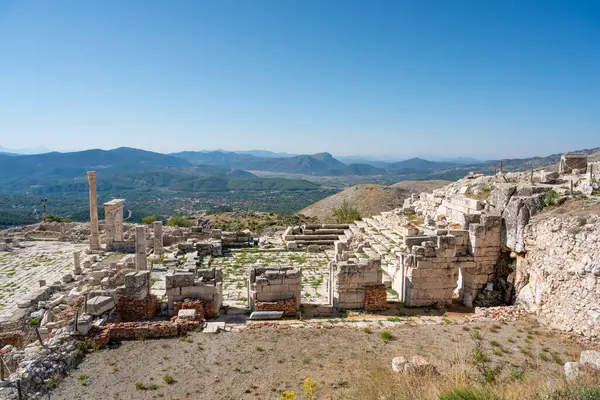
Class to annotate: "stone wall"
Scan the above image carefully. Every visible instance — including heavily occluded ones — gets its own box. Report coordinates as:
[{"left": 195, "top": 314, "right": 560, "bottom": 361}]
[
  {"left": 116, "top": 295, "right": 158, "bottom": 322},
  {"left": 249, "top": 267, "right": 302, "bottom": 316},
  {"left": 516, "top": 212, "right": 600, "bottom": 340},
  {"left": 364, "top": 284, "right": 387, "bottom": 311},
  {"left": 173, "top": 299, "right": 209, "bottom": 320},
  {"left": 93, "top": 320, "right": 201, "bottom": 347},
  {"left": 332, "top": 258, "right": 382, "bottom": 309},
  {"left": 165, "top": 270, "right": 223, "bottom": 316}
]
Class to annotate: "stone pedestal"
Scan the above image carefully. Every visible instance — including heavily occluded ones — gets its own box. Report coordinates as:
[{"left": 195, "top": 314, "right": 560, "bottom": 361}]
[
  {"left": 136, "top": 225, "right": 147, "bottom": 270},
  {"left": 87, "top": 172, "right": 101, "bottom": 250},
  {"left": 152, "top": 221, "right": 164, "bottom": 256}
]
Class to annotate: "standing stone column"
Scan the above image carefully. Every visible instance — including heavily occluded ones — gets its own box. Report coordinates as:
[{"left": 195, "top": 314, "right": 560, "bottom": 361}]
[
  {"left": 103, "top": 206, "right": 115, "bottom": 248},
  {"left": 152, "top": 221, "right": 164, "bottom": 256},
  {"left": 87, "top": 171, "right": 101, "bottom": 250},
  {"left": 73, "top": 251, "right": 81, "bottom": 275},
  {"left": 114, "top": 206, "right": 124, "bottom": 241},
  {"left": 135, "top": 225, "right": 147, "bottom": 270}
]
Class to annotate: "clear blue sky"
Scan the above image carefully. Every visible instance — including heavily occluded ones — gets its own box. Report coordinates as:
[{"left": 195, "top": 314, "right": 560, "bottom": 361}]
[{"left": 0, "top": 1, "right": 599, "bottom": 159}]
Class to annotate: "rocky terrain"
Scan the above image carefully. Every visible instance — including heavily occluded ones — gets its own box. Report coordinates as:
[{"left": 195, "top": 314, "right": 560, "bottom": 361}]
[{"left": 516, "top": 199, "right": 600, "bottom": 339}]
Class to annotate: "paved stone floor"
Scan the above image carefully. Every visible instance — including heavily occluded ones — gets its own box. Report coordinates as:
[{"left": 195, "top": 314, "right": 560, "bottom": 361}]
[
  {"left": 0, "top": 241, "right": 87, "bottom": 320},
  {"left": 200, "top": 249, "right": 332, "bottom": 307}
]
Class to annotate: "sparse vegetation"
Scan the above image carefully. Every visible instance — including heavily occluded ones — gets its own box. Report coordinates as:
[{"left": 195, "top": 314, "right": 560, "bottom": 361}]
[
  {"left": 542, "top": 190, "right": 560, "bottom": 208},
  {"left": 164, "top": 375, "right": 174, "bottom": 385},
  {"left": 332, "top": 201, "right": 361, "bottom": 224},
  {"left": 379, "top": 331, "right": 394, "bottom": 342},
  {"left": 167, "top": 216, "right": 194, "bottom": 228}
]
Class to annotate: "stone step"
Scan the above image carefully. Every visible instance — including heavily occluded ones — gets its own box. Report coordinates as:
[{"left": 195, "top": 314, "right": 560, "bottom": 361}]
[
  {"left": 349, "top": 225, "right": 362, "bottom": 235},
  {"left": 355, "top": 221, "right": 368, "bottom": 230}
]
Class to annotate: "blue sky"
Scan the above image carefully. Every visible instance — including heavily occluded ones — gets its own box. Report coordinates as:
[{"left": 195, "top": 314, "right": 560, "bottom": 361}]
[{"left": 0, "top": 1, "right": 599, "bottom": 159}]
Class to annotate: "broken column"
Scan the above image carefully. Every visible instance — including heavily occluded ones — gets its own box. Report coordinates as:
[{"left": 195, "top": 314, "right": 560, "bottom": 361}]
[
  {"left": 135, "top": 225, "right": 147, "bottom": 270},
  {"left": 73, "top": 251, "right": 82, "bottom": 275},
  {"left": 87, "top": 171, "right": 101, "bottom": 250},
  {"left": 152, "top": 220, "right": 164, "bottom": 256}
]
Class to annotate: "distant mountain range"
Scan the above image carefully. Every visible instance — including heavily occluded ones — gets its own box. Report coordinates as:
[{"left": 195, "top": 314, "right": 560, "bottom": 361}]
[{"left": 1, "top": 145, "right": 598, "bottom": 195}]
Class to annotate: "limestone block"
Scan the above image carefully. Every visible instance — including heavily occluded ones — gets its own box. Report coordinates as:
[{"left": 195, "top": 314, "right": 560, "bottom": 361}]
[
  {"left": 178, "top": 309, "right": 196, "bottom": 320},
  {"left": 166, "top": 272, "right": 194, "bottom": 289},
  {"left": 76, "top": 314, "right": 93, "bottom": 335},
  {"left": 87, "top": 296, "right": 115, "bottom": 316},
  {"left": 124, "top": 271, "right": 150, "bottom": 288}
]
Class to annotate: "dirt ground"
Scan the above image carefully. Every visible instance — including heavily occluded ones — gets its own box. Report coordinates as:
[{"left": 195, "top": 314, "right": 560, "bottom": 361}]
[{"left": 50, "top": 316, "right": 581, "bottom": 400}]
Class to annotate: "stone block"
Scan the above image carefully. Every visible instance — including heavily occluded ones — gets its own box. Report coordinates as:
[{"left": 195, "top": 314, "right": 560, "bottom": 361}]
[
  {"left": 76, "top": 314, "right": 93, "bottom": 335},
  {"left": 165, "top": 272, "right": 194, "bottom": 288},
  {"left": 87, "top": 296, "right": 115, "bottom": 316},
  {"left": 178, "top": 309, "right": 196, "bottom": 320},
  {"left": 124, "top": 271, "right": 149, "bottom": 288}
]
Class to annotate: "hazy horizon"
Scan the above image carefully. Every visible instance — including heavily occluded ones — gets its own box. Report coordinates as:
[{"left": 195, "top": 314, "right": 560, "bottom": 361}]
[{"left": 1, "top": 1, "right": 599, "bottom": 159}]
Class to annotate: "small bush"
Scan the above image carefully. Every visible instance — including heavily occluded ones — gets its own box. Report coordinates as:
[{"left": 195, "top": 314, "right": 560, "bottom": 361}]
[
  {"left": 332, "top": 201, "right": 361, "bottom": 224},
  {"left": 142, "top": 215, "right": 157, "bottom": 224},
  {"left": 148, "top": 383, "right": 159, "bottom": 390},
  {"left": 167, "top": 216, "right": 193, "bottom": 228},
  {"left": 542, "top": 190, "right": 560, "bottom": 208},
  {"left": 379, "top": 331, "right": 394, "bottom": 342},
  {"left": 164, "top": 375, "right": 174, "bottom": 385},
  {"left": 256, "top": 346, "right": 265, "bottom": 352},
  {"left": 363, "top": 327, "right": 373, "bottom": 334},
  {"left": 135, "top": 382, "right": 146, "bottom": 390}
]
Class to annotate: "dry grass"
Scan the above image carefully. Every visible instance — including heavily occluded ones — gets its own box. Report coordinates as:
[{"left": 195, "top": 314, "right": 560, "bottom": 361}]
[{"left": 353, "top": 348, "right": 599, "bottom": 400}]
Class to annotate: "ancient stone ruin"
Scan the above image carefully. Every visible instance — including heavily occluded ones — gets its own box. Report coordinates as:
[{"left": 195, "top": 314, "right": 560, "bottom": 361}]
[{"left": 0, "top": 156, "right": 599, "bottom": 398}]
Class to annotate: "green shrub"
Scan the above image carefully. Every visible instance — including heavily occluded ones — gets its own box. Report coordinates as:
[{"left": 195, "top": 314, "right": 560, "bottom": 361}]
[
  {"left": 163, "top": 375, "right": 174, "bottom": 385},
  {"left": 46, "top": 214, "right": 73, "bottom": 223},
  {"left": 439, "top": 387, "right": 501, "bottom": 400},
  {"left": 142, "top": 215, "right": 157, "bottom": 224},
  {"left": 542, "top": 190, "right": 560, "bottom": 208},
  {"left": 332, "top": 201, "right": 361, "bottom": 224},
  {"left": 167, "top": 216, "right": 193, "bottom": 228},
  {"left": 379, "top": 331, "right": 394, "bottom": 342},
  {"left": 135, "top": 382, "right": 146, "bottom": 390}
]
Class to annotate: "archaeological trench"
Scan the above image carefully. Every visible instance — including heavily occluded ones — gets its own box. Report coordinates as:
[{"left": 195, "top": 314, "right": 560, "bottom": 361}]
[{"left": 0, "top": 154, "right": 599, "bottom": 398}]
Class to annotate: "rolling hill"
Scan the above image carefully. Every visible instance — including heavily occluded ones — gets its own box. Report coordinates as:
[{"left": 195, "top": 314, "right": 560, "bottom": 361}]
[{"left": 299, "top": 180, "right": 450, "bottom": 221}]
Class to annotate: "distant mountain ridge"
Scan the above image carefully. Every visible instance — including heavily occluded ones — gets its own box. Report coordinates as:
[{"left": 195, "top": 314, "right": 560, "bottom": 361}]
[
  {"left": 0, "top": 147, "right": 320, "bottom": 194},
  {"left": 2, "top": 145, "right": 598, "bottom": 195}
]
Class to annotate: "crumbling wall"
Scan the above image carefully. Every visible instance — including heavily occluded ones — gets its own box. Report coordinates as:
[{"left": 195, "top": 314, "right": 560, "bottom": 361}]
[
  {"left": 116, "top": 295, "right": 158, "bottom": 321},
  {"left": 173, "top": 299, "right": 210, "bottom": 320},
  {"left": 463, "top": 215, "right": 503, "bottom": 305},
  {"left": 333, "top": 258, "right": 382, "bottom": 309},
  {"left": 364, "top": 284, "right": 387, "bottom": 311},
  {"left": 166, "top": 270, "right": 223, "bottom": 316},
  {"left": 516, "top": 212, "right": 600, "bottom": 339},
  {"left": 249, "top": 267, "right": 302, "bottom": 316},
  {"left": 403, "top": 235, "right": 460, "bottom": 307}
]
